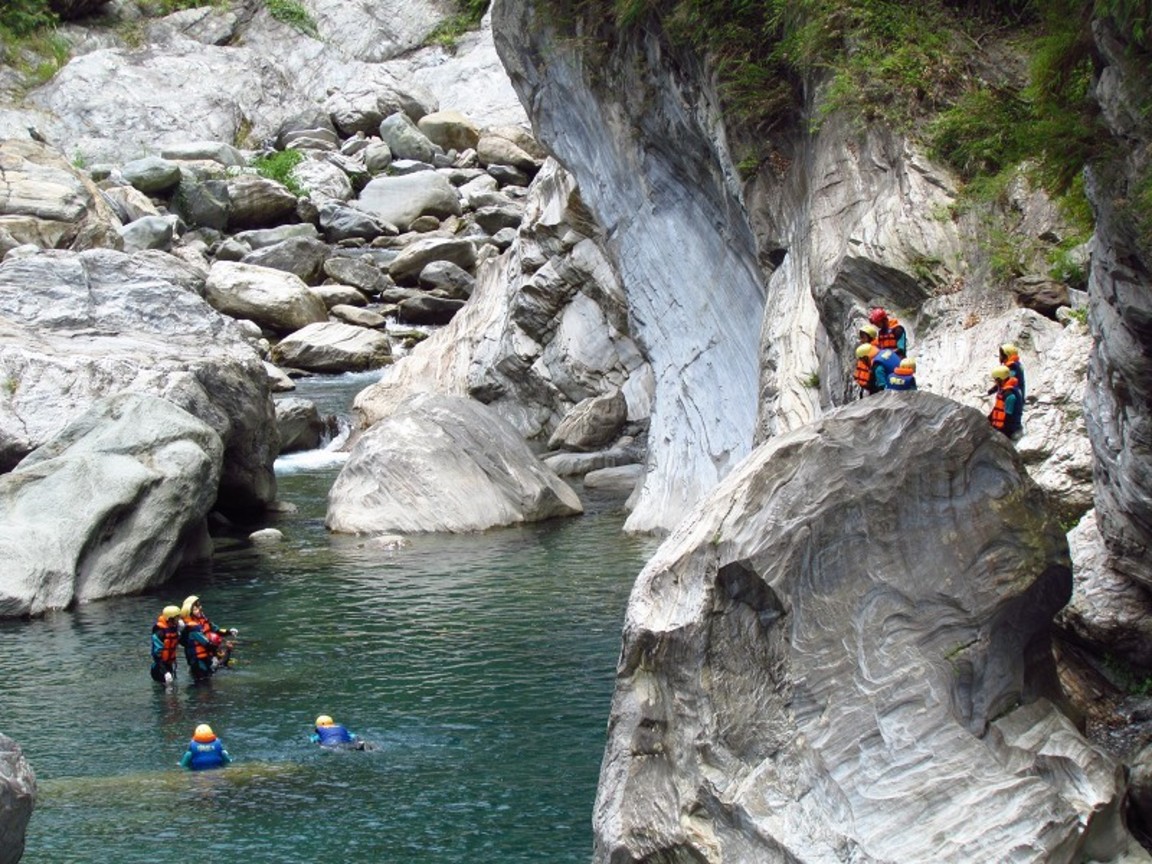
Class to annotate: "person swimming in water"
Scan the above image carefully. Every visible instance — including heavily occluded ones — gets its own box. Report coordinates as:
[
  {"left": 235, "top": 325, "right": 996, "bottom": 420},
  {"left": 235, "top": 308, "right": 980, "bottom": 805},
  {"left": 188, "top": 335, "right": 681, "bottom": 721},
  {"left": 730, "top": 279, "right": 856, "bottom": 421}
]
[
  {"left": 179, "top": 724, "right": 233, "bottom": 771},
  {"left": 310, "top": 715, "right": 369, "bottom": 750}
]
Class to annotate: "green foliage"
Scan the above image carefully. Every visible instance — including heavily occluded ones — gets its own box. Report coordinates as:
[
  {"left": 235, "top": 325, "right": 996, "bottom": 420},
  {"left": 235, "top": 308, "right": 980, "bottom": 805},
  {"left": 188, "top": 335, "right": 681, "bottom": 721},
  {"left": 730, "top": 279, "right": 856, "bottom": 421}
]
[
  {"left": 139, "top": 0, "right": 219, "bottom": 13},
  {"left": 425, "top": 0, "right": 489, "bottom": 50},
  {"left": 1065, "top": 306, "right": 1089, "bottom": 324},
  {"left": 250, "top": 149, "right": 306, "bottom": 196},
  {"left": 0, "top": 0, "right": 57, "bottom": 38},
  {"left": 800, "top": 370, "right": 821, "bottom": 389},
  {"left": 266, "top": 0, "right": 318, "bottom": 37},
  {"left": 1103, "top": 652, "right": 1152, "bottom": 696}
]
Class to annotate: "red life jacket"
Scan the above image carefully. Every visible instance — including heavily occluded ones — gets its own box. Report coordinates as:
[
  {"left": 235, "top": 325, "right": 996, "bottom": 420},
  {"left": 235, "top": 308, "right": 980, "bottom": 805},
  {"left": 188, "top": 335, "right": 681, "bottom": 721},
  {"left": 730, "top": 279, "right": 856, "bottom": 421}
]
[
  {"left": 153, "top": 615, "right": 180, "bottom": 663},
  {"left": 876, "top": 317, "right": 903, "bottom": 351},
  {"left": 990, "top": 377, "right": 1020, "bottom": 430}
]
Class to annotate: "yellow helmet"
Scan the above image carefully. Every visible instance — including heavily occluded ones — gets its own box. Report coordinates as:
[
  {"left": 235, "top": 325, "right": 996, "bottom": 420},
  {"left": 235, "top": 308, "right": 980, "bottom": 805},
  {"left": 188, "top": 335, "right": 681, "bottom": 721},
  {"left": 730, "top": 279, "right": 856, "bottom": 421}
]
[
  {"left": 193, "top": 724, "right": 216, "bottom": 742},
  {"left": 856, "top": 343, "right": 877, "bottom": 359},
  {"left": 991, "top": 365, "right": 1011, "bottom": 381},
  {"left": 315, "top": 715, "right": 334, "bottom": 727},
  {"left": 898, "top": 358, "right": 916, "bottom": 372},
  {"left": 180, "top": 595, "right": 200, "bottom": 617},
  {"left": 859, "top": 324, "right": 878, "bottom": 339},
  {"left": 162, "top": 605, "right": 181, "bottom": 620},
  {"left": 999, "top": 342, "right": 1019, "bottom": 358}
]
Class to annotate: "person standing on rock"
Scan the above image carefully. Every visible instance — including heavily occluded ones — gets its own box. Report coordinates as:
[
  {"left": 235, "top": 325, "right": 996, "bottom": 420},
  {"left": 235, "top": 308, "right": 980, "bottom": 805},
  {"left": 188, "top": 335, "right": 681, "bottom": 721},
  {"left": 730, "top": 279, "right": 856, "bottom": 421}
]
[
  {"left": 886, "top": 357, "right": 918, "bottom": 391},
  {"left": 180, "top": 595, "right": 238, "bottom": 682},
  {"left": 869, "top": 307, "right": 908, "bottom": 357},
  {"left": 150, "top": 605, "right": 183, "bottom": 686},
  {"left": 854, "top": 343, "right": 881, "bottom": 397},
  {"left": 988, "top": 365, "right": 1024, "bottom": 439},
  {"left": 987, "top": 342, "right": 1025, "bottom": 400},
  {"left": 858, "top": 323, "right": 879, "bottom": 346},
  {"left": 872, "top": 347, "right": 903, "bottom": 390}
]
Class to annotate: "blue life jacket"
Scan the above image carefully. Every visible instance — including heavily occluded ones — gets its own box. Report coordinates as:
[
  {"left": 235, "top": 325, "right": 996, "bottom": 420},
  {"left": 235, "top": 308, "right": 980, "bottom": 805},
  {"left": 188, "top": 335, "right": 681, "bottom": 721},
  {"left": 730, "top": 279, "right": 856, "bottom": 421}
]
[
  {"left": 886, "top": 371, "right": 917, "bottom": 391},
  {"left": 873, "top": 349, "right": 902, "bottom": 389},
  {"left": 185, "top": 739, "right": 227, "bottom": 771},
  {"left": 314, "top": 724, "right": 355, "bottom": 746}
]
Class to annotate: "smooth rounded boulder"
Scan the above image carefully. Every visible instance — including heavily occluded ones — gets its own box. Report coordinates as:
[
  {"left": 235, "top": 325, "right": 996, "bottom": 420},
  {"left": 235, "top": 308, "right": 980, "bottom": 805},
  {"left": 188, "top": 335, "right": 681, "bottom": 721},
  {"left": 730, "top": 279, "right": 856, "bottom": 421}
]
[
  {"left": 0, "top": 734, "right": 34, "bottom": 864},
  {"left": 326, "top": 393, "right": 582, "bottom": 534},
  {"left": 0, "top": 393, "right": 223, "bottom": 617},
  {"left": 205, "top": 260, "right": 328, "bottom": 334}
]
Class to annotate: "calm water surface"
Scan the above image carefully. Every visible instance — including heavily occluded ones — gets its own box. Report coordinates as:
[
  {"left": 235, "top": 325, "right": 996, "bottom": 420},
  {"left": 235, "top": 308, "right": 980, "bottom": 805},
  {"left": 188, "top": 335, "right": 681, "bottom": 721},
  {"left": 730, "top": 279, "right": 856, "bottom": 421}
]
[{"left": 1, "top": 373, "right": 657, "bottom": 863}]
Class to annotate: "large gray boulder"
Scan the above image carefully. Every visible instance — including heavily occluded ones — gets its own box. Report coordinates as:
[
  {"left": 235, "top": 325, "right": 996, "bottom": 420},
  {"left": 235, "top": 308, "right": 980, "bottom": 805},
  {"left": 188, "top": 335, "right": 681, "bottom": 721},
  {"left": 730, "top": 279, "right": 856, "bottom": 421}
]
[
  {"left": 355, "top": 172, "right": 462, "bottom": 232},
  {"left": 0, "top": 734, "right": 34, "bottom": 864},
  {"left": 594, "top": 393, "right": 1141, "bottom": 863},
  {"left": 204, "top": 260, "right": 328, "bottom": 334},
  {"left": 327, "top": 393, "right": 582, "bottom": 534},
  {"left": 0, "top": 250, "right": 277, "bottom": 513},
  {"left": 271, "top": 321, "right": 392, "bottom": 373},
  {"left": 0, "top": 393, "right": 223, "bottom": 617}
]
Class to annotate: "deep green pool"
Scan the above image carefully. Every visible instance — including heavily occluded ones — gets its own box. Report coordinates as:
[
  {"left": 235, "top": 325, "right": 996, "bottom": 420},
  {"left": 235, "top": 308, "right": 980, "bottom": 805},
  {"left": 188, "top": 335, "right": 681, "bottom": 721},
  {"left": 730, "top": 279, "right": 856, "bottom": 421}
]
[{"left": 1, "top": 375, "right": 656, "bottom": 863}]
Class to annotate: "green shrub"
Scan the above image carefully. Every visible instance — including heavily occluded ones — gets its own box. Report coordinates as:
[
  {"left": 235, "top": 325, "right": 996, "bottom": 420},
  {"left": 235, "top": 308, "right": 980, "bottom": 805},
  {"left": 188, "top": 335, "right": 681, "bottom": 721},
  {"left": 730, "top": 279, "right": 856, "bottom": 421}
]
[
  {"left": 425, "top": 0, "right": 489, "bottom": 50},
  {"left": 0, "top": 0, "right": 57, "bottom": 38},
  {"left": 266, "top": 0, "right": 318, "bottom": 37},
  {"left": 250, "top": 149, "right": 306, "bottom": 196}
]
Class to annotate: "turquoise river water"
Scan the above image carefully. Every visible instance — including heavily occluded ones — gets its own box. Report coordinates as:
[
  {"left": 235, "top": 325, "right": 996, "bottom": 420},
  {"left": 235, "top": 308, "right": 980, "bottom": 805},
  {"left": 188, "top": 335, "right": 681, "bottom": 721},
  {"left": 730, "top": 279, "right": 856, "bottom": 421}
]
[{"left": 0, "top": 373, "right": 659, "bottom": 863}]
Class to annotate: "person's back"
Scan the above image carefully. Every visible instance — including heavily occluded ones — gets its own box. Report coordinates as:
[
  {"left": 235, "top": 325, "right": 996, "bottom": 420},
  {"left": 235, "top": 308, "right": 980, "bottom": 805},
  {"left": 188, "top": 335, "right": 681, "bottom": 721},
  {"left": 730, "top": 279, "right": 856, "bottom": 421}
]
[
  {"left": 311, "top": 715, "right": 365, "bottom": 750},
  {"left": 179, "top": 724, "right": 232, "bottom": 771},
  {"left": 872, "top": 348, "right": 902, "bottom": 390},
  {"left": 886, "top": 358, "right": 917, "bottom": 391}
]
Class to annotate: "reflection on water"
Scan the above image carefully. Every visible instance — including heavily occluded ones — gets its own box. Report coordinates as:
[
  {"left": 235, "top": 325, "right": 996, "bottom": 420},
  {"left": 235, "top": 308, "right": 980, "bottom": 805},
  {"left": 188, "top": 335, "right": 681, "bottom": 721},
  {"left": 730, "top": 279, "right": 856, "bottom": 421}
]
[{"left": 2, "top": 431, "right": 657, "bottom": 863}]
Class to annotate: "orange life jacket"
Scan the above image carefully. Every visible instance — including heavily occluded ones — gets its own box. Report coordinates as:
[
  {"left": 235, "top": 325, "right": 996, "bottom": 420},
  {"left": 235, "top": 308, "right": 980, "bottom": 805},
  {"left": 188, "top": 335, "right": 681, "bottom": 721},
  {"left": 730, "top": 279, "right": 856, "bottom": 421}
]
[
  {"left": 153, "top": 615, "right": 180, "bottom": 663},
  {"left": 183, "top": 614, "right": 215, "bottom": 661},
  {"left": 990, "top": 377, "right": 1021, "bottom": 430},
  {"left": 876, "top": 317, "right": 903, "bottom": 351},
  {"left": 854, "top": 357, "right": 873, "bottom": 390}
]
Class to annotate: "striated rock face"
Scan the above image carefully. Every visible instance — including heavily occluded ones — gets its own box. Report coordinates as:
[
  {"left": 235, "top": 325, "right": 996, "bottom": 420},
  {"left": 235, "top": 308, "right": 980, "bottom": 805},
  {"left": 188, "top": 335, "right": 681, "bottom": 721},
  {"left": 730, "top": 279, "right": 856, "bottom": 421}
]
[
  {"left": 0, "top": 249, "right": 277, "bottom": 514},
  {"left": 594, "top": 393, "right": 1141, "bottom": 863},
  {"left": 1083, "top": 21, "right": 1152, "bottom": 594},
  {"left": 354, "top": 159, "right": 651, "bottom": 443},
  {"left": 0, "top": 138, "right": 122, "bottom": 251},
  {"left": 494, "top": 10, "right": 764, "bottom": 533},
  {"left": 0, "top": 734, "right": 34, "bottom": 864},
  {"left": 327, "top": 392, "right": 582, "bottom": 534},
  {"left": 0, "top": 393, "right": 222, "bottom": 617}
]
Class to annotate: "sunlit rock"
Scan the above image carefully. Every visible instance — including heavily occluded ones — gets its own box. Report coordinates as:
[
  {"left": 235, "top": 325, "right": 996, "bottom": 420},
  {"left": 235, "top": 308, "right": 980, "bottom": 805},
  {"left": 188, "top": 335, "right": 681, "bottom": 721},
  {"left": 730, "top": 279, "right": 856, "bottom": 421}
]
[
  {"left": 327, "top": 393, "right": 582, "bottom": 534},
  {"left": 593, "top": 393, "right": 1141, "bottom": 863},
  {"left": 0, "top": 393, "right": 222, "bottom": 617}
]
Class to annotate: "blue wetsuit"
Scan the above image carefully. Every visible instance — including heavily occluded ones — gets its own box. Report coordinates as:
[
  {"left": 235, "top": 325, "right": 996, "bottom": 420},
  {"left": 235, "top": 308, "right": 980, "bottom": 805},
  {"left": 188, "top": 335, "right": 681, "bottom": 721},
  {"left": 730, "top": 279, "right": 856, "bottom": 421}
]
[
  {"left": 311, "top": 724, "right": 360, "bottom": 748},
  {"left": 179, "top": 739, "right": 232, "bottom": 771}
]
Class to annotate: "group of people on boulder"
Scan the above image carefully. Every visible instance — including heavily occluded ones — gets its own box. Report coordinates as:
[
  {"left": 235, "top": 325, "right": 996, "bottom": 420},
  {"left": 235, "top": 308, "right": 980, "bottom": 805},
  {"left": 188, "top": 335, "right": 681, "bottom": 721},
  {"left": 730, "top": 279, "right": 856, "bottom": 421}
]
[
  {"left": 852, "top": 307, "right": 1025, "bottom": 439},
  {"left": 149, "top": 594, "right": 237, "bottom": 686},
  {"left": 854, "top": 307, "right": 915, "bottom": 395}
]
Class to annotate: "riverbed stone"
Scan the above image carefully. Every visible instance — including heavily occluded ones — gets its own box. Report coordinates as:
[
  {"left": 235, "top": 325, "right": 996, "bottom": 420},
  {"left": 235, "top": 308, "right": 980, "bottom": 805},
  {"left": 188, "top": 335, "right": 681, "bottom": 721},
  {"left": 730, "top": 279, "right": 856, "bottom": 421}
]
[
  {"left": 275, "top": 396, "right": 325, "bottom": 453},
  {"left": 204, "top": 261, "right": 328, "bottom": 334},
  {"left": 327, "top": 392, "right": 582, "bottom": 534},
  {"left": 271, "top": 321, "right": 393, "bottom": 373},
  {"left": 355, "top": 172, "right": 462, "bottom": 232}
]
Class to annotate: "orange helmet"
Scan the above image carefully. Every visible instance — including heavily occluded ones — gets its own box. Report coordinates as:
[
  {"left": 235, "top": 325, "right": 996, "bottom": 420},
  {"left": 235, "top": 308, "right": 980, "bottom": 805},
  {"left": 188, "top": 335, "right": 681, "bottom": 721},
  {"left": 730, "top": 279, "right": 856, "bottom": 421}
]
[{"left": 193, "top": 724, "right": 216, "bottom": 743}]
